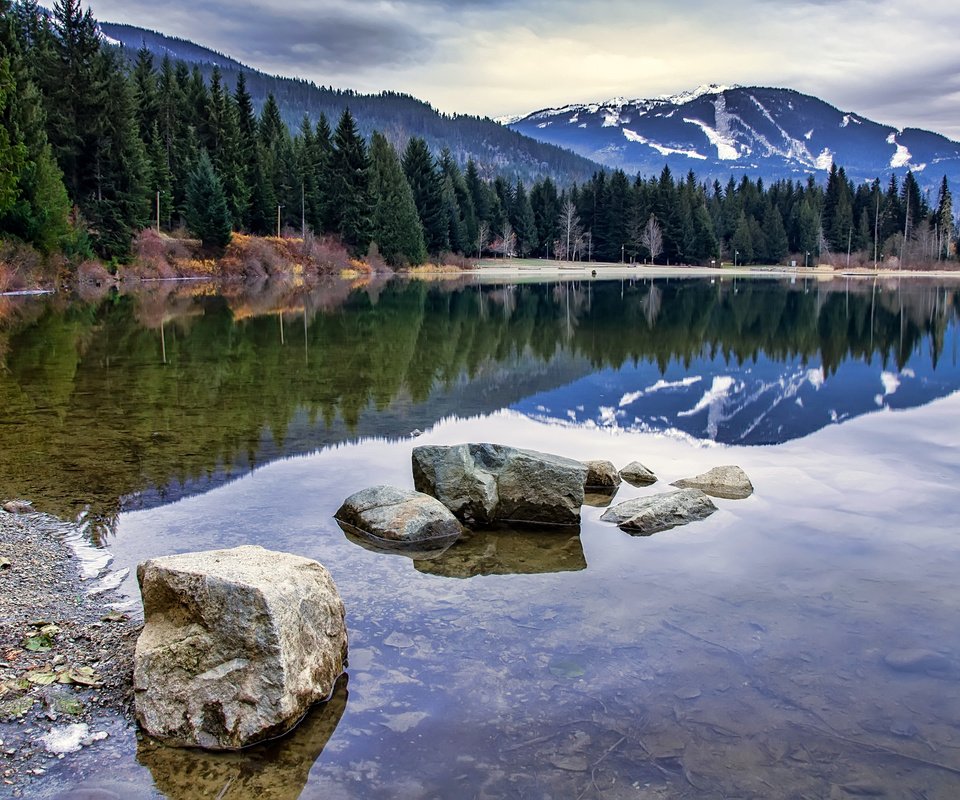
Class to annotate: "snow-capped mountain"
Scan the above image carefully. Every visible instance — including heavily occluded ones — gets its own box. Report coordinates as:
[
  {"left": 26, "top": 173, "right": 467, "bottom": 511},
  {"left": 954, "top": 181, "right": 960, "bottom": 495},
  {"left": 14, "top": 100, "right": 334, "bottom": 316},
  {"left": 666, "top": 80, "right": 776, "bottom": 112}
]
[{"left": 504, "top": 85, "right": 960, "bottom": 190}]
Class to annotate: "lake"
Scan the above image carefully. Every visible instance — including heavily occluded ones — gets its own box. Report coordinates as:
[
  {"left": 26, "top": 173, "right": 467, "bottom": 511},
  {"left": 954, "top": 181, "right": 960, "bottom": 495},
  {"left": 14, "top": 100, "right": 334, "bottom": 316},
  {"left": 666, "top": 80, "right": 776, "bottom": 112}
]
[{"left": 2, "top": 274, "right": 960, "bottom": 799}]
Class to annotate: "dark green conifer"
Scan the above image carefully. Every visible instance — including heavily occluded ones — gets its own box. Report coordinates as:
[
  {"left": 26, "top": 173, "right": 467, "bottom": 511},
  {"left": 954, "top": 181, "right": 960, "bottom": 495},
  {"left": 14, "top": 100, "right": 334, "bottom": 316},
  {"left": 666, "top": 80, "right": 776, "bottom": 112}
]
[{"left": 185, "top": 150, "right": 232, "bottom": 248}]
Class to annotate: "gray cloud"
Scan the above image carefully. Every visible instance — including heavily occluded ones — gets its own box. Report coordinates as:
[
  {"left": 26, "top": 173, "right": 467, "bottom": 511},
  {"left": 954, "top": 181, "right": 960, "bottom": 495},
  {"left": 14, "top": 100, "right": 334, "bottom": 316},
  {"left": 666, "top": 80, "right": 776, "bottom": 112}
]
[{"left": 89, "top": 0, "right": 960, "bottom": 140}]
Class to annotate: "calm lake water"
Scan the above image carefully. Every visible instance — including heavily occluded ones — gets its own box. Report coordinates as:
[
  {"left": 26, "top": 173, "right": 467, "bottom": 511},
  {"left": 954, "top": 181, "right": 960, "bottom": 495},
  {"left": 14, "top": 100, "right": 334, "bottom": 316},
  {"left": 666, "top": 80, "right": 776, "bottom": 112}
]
[{"left": 2, "top": 274, "right": 960, "bottom": 799}]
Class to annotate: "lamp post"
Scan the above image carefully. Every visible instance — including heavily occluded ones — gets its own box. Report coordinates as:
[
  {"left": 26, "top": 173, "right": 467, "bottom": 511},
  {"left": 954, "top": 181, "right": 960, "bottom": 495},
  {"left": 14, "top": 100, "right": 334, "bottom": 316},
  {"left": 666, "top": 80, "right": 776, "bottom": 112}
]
[
  {"left": 805, "top": 251, "right": 810, "bottom": 268},
  {"left": 277, "top": 205, "right": 283, "bottom": 238},
  {"left": 734, "top": 250, "right": 739, "bottom": 268}
]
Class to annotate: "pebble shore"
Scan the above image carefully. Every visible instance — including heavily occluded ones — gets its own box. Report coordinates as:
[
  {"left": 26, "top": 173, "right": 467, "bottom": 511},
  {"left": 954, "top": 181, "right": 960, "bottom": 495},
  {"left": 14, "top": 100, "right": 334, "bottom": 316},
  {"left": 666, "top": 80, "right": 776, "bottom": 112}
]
[{"left": 0, "top": 506, "right": 141, "bottom": 797}]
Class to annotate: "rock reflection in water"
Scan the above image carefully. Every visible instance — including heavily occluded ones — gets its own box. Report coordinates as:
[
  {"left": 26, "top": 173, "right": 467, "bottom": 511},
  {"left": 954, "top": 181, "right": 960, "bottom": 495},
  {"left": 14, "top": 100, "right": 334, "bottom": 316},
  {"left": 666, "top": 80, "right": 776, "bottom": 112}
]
[
  {"left": 337, "top": 519, "right": 460, "bottom": 560},
  {"left": 414, "top": 525, "right": 586, "bottom": 578},
  {"left": 583, "top": 488, "right": 619, "bottom": 508},
  {"left": 137, "top": 675, "right": 347, "bottom": 800}
]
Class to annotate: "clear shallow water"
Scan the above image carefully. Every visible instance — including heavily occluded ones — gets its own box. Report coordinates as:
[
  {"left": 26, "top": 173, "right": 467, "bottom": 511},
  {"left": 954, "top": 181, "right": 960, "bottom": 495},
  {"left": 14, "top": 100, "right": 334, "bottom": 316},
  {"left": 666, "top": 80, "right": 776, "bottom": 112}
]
[{"left": 2, "top": 276, "right": 960, "bottom": 798}]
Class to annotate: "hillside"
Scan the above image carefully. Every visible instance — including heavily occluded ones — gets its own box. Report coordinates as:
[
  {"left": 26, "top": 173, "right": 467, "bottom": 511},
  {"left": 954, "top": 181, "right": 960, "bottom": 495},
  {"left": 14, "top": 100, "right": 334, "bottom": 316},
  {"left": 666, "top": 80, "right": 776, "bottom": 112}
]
[
  {"left": 98, "top": 22, "right": 602, "bottom": 185},
  {"left": 504, "top": 85, "right": 960, "bottom": 192}
]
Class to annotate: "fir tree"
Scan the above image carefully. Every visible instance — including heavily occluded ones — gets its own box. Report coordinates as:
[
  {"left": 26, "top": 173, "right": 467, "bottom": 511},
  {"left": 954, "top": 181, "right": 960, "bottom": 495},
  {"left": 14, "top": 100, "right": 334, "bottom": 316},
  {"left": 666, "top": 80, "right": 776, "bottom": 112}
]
[
  {"left": 185, "top": 150, "right": 232, "bottom": 248},
  {"left": 329, "top": 108, "right": 371, "bottom": 253},
  {"left": 368, "top": 131, "right": 426, "bottom": 266},
  {"left": 403, "top": 137, "right": 446, "bottom": 254}
]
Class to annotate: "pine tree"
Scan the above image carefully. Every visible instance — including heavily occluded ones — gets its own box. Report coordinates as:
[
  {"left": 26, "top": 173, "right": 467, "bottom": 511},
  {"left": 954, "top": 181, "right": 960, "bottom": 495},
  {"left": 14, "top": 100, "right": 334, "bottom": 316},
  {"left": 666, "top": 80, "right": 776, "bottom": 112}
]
[
  {"left": 935, "top": 176, "right": 953, "bottom": 261},
  {"left": 185, "top": 150, "right": 232, "bottom": 248},
  {"left": 403, "top": 137, "right": 446, "bottom": 254},
  {"left": 329, "top": 108, "right": 371, "bottom": 253},
  {"left": 0, "top": 56, "right": 24, "bottom": 215},
  {"left": 368, "top": 131, "right": 426, "bottom": 266},
  {"left": 761, "top": 203, "right": 789, "bottom": 264}
]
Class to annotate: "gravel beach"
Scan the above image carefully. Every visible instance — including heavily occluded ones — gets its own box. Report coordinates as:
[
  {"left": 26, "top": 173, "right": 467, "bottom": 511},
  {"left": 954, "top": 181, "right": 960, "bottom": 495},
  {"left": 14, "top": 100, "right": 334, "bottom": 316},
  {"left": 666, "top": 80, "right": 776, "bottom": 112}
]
[{"left": 0, "top": 505, "right": 141, "bottom": 798}]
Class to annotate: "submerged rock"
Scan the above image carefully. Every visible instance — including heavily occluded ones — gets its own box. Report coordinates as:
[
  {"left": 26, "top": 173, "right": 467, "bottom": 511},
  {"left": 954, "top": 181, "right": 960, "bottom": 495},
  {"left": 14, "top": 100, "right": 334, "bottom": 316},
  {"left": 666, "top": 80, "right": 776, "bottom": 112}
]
[
  {"left": 672, "top": 465, "right": 754, "bottom": 499},
  {"left": 2, "top": 499, "right": 34, "bottom": 514},
  {"left": 582, "top": 460, "right": 621, "bottom": 489},
  {"left": 134, "top": 545, "right": 347, "bottom": 750},
  {"left": 335, "top": 485, "right": 462, "bottom": 544},
  {"left": 883, "top": 648, "right": 952, "bottom": 675},
  {"left": 600, "top": 489, "right": 717, "bottom": 535},
  {"left": 618, "top": 462, "right": 658, "bottom": 487},
  {"left": 412, "top": 444, "right": 587, "bottom": 526},
  {"left": 138, "top": 675, "right": 347, "bottom": 800}
]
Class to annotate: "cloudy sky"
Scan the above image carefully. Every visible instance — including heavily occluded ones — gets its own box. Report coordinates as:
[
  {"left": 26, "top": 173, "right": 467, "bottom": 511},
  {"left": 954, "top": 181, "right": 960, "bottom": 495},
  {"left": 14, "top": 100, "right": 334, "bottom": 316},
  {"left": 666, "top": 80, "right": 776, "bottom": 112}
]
[{"left": 91, "top": 0, "right": 960, "bottom": 139}]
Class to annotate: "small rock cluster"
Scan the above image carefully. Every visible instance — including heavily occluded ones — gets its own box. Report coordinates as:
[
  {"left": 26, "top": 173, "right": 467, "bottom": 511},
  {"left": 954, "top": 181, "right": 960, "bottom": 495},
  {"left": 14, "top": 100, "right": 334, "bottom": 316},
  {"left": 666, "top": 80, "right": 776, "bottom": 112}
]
[{"left": 336, "top": 443, "right": 755, "bottom": 542}]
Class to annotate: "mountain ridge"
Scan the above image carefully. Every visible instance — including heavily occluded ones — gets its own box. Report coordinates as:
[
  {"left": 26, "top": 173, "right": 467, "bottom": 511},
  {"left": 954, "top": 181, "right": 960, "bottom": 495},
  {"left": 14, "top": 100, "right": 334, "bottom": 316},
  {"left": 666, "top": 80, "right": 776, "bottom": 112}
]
[
  {"left": 97, "top": 21, "right": 603, "bottom": 185},
  {"left": 505, "top": 85, "right": 960, "bottom": 192}
]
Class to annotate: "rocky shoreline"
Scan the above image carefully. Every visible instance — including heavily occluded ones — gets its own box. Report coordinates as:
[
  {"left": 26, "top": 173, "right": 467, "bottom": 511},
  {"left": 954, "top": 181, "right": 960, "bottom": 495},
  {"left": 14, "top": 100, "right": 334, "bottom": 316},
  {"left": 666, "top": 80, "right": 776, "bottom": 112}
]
[{"left": 0, "top": 507, "right": 141, "bottom": 798}]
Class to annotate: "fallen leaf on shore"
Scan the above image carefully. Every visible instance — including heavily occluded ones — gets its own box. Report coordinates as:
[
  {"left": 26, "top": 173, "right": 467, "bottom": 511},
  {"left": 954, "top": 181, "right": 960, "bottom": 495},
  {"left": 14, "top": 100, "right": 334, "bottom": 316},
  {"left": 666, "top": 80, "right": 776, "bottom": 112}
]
[
  {"left": 25, "top": 671, "right": 57, "bottom": 686},
  {"left": 63, "top": 666, "right": 102, "bottom": 687},
  {"left": 23, "top": 635, "right": 53, "bottom": 653}
]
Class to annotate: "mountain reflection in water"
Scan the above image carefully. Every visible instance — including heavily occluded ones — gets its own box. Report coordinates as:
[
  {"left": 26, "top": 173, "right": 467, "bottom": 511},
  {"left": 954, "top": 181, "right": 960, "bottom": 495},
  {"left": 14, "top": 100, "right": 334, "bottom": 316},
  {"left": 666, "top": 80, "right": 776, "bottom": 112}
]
[{"left": 0, "top": 275, "right": 956, "bottom": 542}]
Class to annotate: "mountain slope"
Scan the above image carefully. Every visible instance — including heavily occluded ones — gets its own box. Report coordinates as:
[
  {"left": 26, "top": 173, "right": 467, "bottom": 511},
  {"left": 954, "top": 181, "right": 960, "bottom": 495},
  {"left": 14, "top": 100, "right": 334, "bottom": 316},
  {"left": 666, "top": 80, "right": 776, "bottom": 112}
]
[
  {"left": 98, "top": 22, "right": 601, "bottom": 184},
  {"left": 505, "top": 84, "right": 960, "bottom": 190}
]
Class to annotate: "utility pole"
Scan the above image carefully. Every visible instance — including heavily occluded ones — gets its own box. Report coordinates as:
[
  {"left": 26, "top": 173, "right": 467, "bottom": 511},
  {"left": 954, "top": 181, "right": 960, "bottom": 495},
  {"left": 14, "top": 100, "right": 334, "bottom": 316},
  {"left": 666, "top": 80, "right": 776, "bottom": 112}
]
[
  {"left": 847, "top": 227, "right": 852, "bottom": 268},
  {"left": 301, "top": 182, "right": 305, "bottom": 239},
  {"left": 874, "top": 194, "right": 880, "bottom": 268},
  {"left": 156, "top": 191, "right": 160, "bottom": 233},
  {"left": 277, "top": 205, "right": 282, "bottom": 238}
]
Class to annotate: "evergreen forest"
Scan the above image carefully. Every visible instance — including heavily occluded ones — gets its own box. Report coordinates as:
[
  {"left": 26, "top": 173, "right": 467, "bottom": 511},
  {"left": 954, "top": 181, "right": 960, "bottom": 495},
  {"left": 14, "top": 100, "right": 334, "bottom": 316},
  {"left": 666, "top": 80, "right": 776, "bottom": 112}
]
[{"left": 0, "top": 0, "right": 956, "bottom": 270}]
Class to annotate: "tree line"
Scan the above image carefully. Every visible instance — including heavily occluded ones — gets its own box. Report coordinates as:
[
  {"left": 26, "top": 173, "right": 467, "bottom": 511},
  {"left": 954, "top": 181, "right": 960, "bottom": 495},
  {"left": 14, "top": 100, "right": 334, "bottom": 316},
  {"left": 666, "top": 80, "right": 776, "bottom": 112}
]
[{"left": 1, "top": 0, "right": 957, "bottom": 268}]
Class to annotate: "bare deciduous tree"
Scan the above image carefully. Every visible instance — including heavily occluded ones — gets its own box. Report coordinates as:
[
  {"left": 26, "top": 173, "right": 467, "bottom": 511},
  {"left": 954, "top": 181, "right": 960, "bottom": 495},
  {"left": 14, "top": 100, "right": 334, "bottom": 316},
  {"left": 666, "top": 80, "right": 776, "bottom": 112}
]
[
  {"left": 557, "top": 200, "right": 582, "bottom": 261},
  {"left": 640, "top": 214, "right": 663, "bottom": 264},
  {"left": 491, "top": 222, "right": 516, "bottom": 258},
  {"left": 477, "top": 220, "right": 489, "bottom": 259}
]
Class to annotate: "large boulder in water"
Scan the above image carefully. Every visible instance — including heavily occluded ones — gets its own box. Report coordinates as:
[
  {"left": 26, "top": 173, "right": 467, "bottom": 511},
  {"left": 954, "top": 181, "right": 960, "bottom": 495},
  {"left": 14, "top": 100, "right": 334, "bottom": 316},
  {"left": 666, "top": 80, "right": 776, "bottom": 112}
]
[
  {"left": 335, "top": 485, "right": 462, "bottom": 544},
  {"left": 134, "top": 545, "right": 347, "bottom": 750},
  {"left": 582, "top": 460, "right": 621, "bottom": 490},
  {"left": 412, "top": 444, "right": 587, "bottom": 526},
  {"left": 600, "top": 489, "right": 717, "bottom": 535},
  {"left": 672, "top": 465, "right": 754, "bottom": 499}
]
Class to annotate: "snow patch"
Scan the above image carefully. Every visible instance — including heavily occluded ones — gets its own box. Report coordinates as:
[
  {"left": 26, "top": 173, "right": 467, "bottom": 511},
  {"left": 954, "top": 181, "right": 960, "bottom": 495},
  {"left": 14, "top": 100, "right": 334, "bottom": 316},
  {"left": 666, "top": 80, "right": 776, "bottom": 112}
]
[
  {"left": 537, "top": 122, "right": 552, "bottom": 129},
  {"left": 807, "top": 367, "right": 825, "bottom": 390},
  {"left": 622, "top": 129, "right": 707, "bottom": 159},
  {"left": 602, "top": 108, "right": 622, "bottom": 128},
  {"left": 569, "top": 114, "right": 579, "bottom": 124},
  {"left": 815, "top": 148, "right": 834, "bottom": 170},
  {"left": 660, "top": 84, "right": 738, "bottom": 105},
  {"left": 618, "top": 376, "right": 704, "bottom": 407},
  {"left": 677, "top": 376, "right": 735, "bottom": 418},
  {"left": 804, "top": 129, "right": 814, "bottom": 140},
  {"left": 683, "top": 118, "right": 739, "bottom": 160},
  {"left": 889, "top": 134, "right": 912, "bottom": 168},
  {"left": 881, "top": 372, "right": 900, "bottom": 396},
  {"left": 42, "top": 724, "right": 89, "bottom": 754}
]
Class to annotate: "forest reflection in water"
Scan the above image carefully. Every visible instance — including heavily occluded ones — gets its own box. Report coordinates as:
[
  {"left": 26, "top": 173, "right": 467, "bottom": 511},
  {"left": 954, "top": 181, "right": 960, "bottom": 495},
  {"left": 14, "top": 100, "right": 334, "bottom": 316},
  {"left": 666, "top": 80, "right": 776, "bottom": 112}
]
[{"left": 0, "top": 273, "right": 957, "bottom": 546}]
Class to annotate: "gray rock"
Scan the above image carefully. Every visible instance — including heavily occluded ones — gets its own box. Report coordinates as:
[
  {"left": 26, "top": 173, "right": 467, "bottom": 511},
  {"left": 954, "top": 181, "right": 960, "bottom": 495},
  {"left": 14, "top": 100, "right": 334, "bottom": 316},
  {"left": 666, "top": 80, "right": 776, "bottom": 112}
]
[
  {"left": 134, "top": 545, "right": 347, "bottom": 750},
  {"left": 413, "top": 444, "right": 587, "bottom": 526},
  {"left": 600, "top": 489, "right": 717, "bottom": 535},
  {"left": 334, "top": 485, "right": 462, "bottom": 543},
  {"left": 583, "top": 460, "right": 621, "bottom": 489},
  {"left": 618, "top": 462, "right": 658, "bottom": 487},
  {"left": 139, "top": 676, "right": 347, "bottom": 800},
  {"left": 672, "top": 465, "right": 754, "bottom": 499},
  {"left": 884, "top": 648, "right": 952, "bottom": 674}
]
